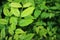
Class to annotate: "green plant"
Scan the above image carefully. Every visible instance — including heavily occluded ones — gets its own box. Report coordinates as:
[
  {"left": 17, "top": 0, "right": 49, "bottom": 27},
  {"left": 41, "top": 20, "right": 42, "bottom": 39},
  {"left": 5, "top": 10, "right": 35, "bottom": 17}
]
[{"left": 0, "top": 0, "right": 60, "bottom": 40}]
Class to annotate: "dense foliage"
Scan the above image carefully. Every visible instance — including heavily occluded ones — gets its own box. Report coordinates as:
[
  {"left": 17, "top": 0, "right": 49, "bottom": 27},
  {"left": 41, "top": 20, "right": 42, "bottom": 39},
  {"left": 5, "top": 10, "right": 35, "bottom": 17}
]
[{"left": 0, "top": 0, "right": 60, "bottom": 40}]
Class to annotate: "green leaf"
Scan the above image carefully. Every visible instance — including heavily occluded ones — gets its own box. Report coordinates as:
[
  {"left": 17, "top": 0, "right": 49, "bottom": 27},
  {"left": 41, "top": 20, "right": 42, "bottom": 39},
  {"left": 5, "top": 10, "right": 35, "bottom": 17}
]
[
  {"left": 34, "top": 26, "right": 44, "bottom": 34},
  {"left": 0, "top": 19, "right": 8, "bottom": 25},
  {"left": 9, "top": 29, "right": 14, "bottom": 35},
  {"left": 14, "top": 34, "right": 19, "bottom": 40},
  {"left": 3, "top": 2, "right": 10, "bottom": 8},
  {"left": 19, "top": 33, "right": 34, "bottom": 40},
  {"left": 34, "top": 9, "right": 41, "bottom": 19},
  {"left": 41, "top": 12, "right": 49, "bottom": 18},
  {"left": 10, "top": 17, "right": 17, "bottom": 24},
  {"left": 39, "top": 28, "right": 47, "bottom": 37},
  {"left": 9, "top": 2, "right": 22, "bottom": 8},
  {"left": 48, "top": 31, "right": 53, "bottom": 36},
  {"left": 24, "top": 15, "right": 34, "bottom": 19},
  {"left": 34, "top": 26, "right": 47, "bottom": 37},
  {"left": 3, "top": 3, "right": 13, "bottom": 16},
  {"left": 33, "top": 26, "right": 40, "bottom": 34},
  {"left": 23, "top": 2, "right": 32, "bottom": 7},
  {"left": 1, "top": 27, "right": 5, "bottom": 39},
  {"left": 36, "top": 20, "right": 46, "bottom": 26},
  {"left": 22, "top": 0, "right": 35, "bottom": 6},
  {"left": 52, "top": 27, "right": 57, "bottom": 33},
  {"left": 49, "top": 13, "right": 55, "bottom": 18},
  {"left": 9, "top": 24, "right": 16, "bottom": 31},
  {"left": 11, "top": 8, "right": 20, "bottom": 17},
  {"left": 19, "top": 19, "right": 33, "bottom": 26},
  {"left": 47, "top": 27, "right": 56, "bottom": 36},
  {"left": 50, "top": 6, "right": 58, "bottom": 10},
  {"left": 19, "top": 34, "right": 26, "bottom": 40},
  {"left": 41, "top": 12, "right": 55, "bottom": 19},
  {"left": 3, "top": 7, "right": 12, "bottom": 16},
  {"left": 21, "top": 7, "right": 35, "bottom": 17},
  {"left": 15, "top": 29, "right": 25, "bottom": 34},
  {"left": 40, "top": 2, "right": 48, "bottom": 10},
  {"left": 8, "top": 37, "right": 12, "bottom": 40},
  {"left": 24, "top": 33, "right": 34, "bottom": 40},
  {"left": 9, "top": 24, "right": 16, "bottom": 35}
]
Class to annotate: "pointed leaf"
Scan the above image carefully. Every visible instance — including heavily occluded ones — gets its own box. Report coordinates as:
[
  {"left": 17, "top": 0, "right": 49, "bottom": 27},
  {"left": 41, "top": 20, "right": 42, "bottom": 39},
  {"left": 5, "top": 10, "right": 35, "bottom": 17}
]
[
  {"left": 11, "top": 8, "right": 20, "bottom": 17},
  {"left": 21, "top": 7, "right": 35, "bottom": 17},
  {"left": 10, "top": 17, "right": 17, "bottom": 24},
  {"left": 10, "top": 2, "right": 22, "bottom": 8},
  {"left": 22, "top": 0, "right": 35, "bottom": 6},
  {"left": 24, "top": 15, "right": 34, "bottom": 19},
  {"left": 41, "top": 12, "right": 49, "bottom": 18},
  {"left": 23, "top": 2, "right": 32, "bottom": 7},
  {"left": 8, "top": 24, "right": 16, "bottom": 35},
  {"left": 3, "top": 7, "right": 12, "bottom": 16},
  {"left": 24, "top": 33, "right": 34, "bottom": 40},
  {"left": 34, "top": 9, "right": 41, "bottom": 19},
  {"left": 15, "top": 29, "right": 25, "bottom": 34},
  {"left": 19, "top": 19, "right": 33, "bottom": 26}
]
